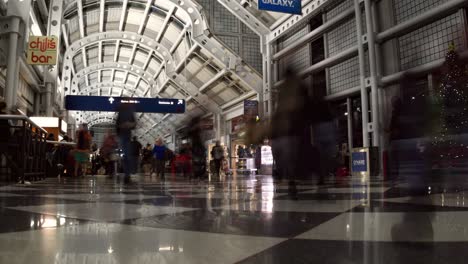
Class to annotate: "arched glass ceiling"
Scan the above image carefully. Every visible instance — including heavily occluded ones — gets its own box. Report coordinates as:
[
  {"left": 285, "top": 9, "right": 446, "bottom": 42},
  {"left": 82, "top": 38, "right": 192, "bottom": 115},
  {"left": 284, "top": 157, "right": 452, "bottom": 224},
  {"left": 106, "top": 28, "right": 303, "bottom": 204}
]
[{"left": 60, "top": 0, "right": 262, "bottom": 139}]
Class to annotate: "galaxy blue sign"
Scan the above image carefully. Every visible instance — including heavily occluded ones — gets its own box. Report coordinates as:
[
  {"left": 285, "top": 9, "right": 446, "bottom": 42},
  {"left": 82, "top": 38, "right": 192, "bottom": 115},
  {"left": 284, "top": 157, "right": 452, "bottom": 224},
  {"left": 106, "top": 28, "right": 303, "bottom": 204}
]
[
  {"left": 65, "top": 95, "right": 185, "bottom": 114},
  {"left": 258, "top": 0, "right": 302, "bottom": 15},
  {"left": 351, "top": 152, "right": 367, "bottom": 173}
]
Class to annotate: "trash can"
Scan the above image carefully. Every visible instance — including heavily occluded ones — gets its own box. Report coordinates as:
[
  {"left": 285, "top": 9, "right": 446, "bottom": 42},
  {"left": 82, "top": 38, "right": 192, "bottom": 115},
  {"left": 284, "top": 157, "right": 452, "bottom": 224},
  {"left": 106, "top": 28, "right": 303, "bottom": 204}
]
[{"left": 351, "top": 147, "right": 379, "bottom": 178}]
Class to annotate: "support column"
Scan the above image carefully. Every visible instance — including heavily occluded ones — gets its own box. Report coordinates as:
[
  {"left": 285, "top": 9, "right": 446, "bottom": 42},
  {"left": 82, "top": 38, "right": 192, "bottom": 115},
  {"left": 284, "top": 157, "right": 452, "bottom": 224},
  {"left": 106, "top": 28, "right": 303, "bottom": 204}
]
[
  {"left": 5, "top": 28, "right": 20, "bottom": 112},
  {"left": 353, "top": 0, "right": 370, "bottom": 147},
  {"left": 346, "top": 97, "right": 354, "bottom": 151},
  {"left": 33, "top": 92, "right": 40, "bottom": 115},
  {"left": 364, "top": 0, "right": 381, "bottom": 147},
  {"left": 261, "top": 36, "right": 272, "bottom": 119},
  {"left": 44, "top": 83, "right": 53, "bottom": 116},
  {"left": 45, "top": 0, "right": 64, "bottom": 114},
  {"left": 215, "top": 113, "right": 222, "bottom": 140}
]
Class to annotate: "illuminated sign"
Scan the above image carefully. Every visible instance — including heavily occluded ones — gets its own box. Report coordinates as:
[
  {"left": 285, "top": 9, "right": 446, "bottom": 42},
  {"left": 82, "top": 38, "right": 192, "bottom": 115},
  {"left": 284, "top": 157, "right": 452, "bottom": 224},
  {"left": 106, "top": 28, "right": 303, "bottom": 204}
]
[
  {"left": 27, "top": 36, "right": 58, "bottom": 65},
  {"left": 258, "top": 0, "right": 301, "bottom": 15},
  {"left": 261, "top": 145, "right": 273, "bottom": 165},
  {"left": 65, "top": 95, "right": 185, "bottom": 114},
  {"left": 351, "top": 152, "right": 367, "bottom": 172}
]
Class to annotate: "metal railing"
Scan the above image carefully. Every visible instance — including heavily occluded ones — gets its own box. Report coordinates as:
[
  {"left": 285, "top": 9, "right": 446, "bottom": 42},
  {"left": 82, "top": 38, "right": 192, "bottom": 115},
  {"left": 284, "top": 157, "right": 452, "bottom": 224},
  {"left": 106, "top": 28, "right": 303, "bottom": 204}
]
[{"left": 0, "top": 114, "right": 49, "bottom": 183}]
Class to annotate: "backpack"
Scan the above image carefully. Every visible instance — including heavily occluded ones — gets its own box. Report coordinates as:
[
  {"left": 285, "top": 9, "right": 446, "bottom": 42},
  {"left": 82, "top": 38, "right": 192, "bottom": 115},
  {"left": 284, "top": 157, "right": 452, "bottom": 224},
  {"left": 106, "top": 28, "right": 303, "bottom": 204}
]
[{"left": 212, "top": 146, "right": 224, "bottom": 160}]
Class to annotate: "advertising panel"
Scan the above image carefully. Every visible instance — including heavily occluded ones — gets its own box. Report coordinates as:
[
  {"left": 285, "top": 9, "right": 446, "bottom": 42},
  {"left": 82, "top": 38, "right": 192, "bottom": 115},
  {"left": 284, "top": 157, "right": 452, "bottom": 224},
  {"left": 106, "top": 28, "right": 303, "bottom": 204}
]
[{"left": 258, "top": 0, "right": 302, "bottom": 15}]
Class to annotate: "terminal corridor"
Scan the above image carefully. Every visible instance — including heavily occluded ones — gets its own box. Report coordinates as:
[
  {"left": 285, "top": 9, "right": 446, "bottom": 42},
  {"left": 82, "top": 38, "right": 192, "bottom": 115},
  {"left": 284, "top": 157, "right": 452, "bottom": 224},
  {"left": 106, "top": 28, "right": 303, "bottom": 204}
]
[{"left": 2, "top": 0, "right": 468, "bottom": 263}]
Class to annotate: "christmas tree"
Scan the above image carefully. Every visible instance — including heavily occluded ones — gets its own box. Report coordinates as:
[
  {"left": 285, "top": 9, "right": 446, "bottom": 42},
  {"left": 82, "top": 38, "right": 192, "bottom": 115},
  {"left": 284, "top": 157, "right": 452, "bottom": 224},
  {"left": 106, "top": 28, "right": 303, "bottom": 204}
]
[{"left": 432, "top": 43, "right": 468, "bottom": 165}]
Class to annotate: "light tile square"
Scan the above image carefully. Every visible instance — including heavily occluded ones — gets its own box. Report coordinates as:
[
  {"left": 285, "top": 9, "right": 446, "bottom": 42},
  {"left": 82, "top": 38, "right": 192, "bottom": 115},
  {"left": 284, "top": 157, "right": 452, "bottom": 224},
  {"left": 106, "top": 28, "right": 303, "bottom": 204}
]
[
  {"left": 299, "top": 187, "right": 391, "bottom": 194},
  {"left": 10, "top": 203, "right": 198, "bottom": 221},
  {"left": 38, "top": 193, "right": 165, "bottom": 202},
  {"left": 383, "top": 193, "right": 468, "bottom": 208},
  {"left": 0, "top": 223, "right": 285, "bottom": 264},
  {"left": 173, "top": 192, "right": 286, "bottom": 200},
  {"left": 216, "top": 199, "right": 362, "bottom": 213}
]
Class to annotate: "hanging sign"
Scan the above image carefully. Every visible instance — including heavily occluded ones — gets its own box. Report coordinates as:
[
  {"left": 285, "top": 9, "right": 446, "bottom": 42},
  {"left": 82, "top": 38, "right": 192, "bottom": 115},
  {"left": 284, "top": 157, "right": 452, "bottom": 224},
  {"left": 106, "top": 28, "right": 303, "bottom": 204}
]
[
  {"left": 258, "top": 0, "right": 302, "bottom": 15},
  {"left": 27, "top": 36, "right": 58, "bottom": 65},
  {"left": 244, "top": 100, "right": 259, "bottom": 122},
  {"left": 65, "top": 95, "right": 185, "bottom": 113}
]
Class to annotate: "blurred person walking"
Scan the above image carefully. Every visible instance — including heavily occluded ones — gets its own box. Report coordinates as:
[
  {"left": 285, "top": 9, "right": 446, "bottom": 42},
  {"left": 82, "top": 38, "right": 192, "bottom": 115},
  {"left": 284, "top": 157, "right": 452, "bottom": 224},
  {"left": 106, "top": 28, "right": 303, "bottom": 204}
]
[
  {"left": 141, "top": 143, "right": 153, "bottom": 175},
  {"left": 211, "top": 141, "right": 224, "bottom": 178},
  {"left": 152, "top": 138, "right": 167, "bottom": 180},
  {"left": 310, "top": 96, "right": 337, "bottom": 185},
  {"left": 130, "top": 136, "right": 142, "bottom": 174},
  {"left": 101, "top": 130, "right": 118, "bottom": 177},
  {"left": 189, "top": 118, "right": 207, "bottom": 181},
  {"left": 116, "top": 103, "right": 136, "bottom": 183},
  {"left": 74, "top": 124, "right": 92, "bottom": 177},
  {"left": 271, "top": 68, "right": 310, "bottom": 199}
]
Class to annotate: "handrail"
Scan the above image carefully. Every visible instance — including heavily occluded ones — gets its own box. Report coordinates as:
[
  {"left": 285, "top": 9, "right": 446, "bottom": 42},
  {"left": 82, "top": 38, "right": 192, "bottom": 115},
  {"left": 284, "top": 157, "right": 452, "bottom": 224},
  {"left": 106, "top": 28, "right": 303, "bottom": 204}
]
[
  {"left": 46, "top": 140, "right": 76, "bottom": 146},
  {"left": 0, "top": 114, "right": 48, "bottom": 133}
]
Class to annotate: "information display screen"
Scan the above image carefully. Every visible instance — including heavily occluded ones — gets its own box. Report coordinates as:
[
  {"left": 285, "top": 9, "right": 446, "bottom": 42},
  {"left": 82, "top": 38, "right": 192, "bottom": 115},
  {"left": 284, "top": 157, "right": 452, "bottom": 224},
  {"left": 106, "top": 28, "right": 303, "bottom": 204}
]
[{"left": 65, "top": 95, "right": 185, "bottom": 114}]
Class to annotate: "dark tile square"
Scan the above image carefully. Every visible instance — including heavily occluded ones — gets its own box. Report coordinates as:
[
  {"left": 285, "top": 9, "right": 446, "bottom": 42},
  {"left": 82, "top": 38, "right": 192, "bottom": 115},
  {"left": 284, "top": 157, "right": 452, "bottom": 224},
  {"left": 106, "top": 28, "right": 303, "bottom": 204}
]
[
  {"left": 349, "top": 200, "right": 468, "bottom": 213},
  {"left": 0, "top": 195, "right": 91, "bottom": 207},
  {"left": 122, "top": 209, "right": 339, "bottom": 238},
  {"left": 0, "top": 207, "right": 87, "bottom": 234},
  {"left": 123, "top": 196, "right": 240, "bottom": 209},
  {"left": 274, "top": 192, "right": 387, "bottom": 201},
  {"left": 236, "top": 239, "right": 468, "bottom": 264}
]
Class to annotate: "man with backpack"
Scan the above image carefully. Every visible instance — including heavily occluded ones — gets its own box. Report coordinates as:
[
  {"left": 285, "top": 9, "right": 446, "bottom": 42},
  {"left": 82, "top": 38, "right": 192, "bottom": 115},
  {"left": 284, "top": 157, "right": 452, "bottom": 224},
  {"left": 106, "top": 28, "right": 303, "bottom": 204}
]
[{"left": 211, "top": 141, "right": 224, "bottom": 177}]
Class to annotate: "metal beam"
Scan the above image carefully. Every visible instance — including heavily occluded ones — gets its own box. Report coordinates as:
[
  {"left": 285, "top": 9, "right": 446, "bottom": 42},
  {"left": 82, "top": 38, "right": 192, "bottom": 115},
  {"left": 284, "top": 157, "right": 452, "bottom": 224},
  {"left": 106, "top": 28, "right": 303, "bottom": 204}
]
[
  {"left": 186, "top": 57, "right": 213, "bottom": 81},
  {"left": 81, "top": 47, "right": 88, "bottom": 68},
  {"left": 376, "top": 0, "right": 467, "bottom": 43},
  {"left": 85, "top": 75, "right": 90, "bottom": 87},
  {"left": 170, "top": 27, "right": 188, "bottom": 54},
  {"left": 119, "top": 0, "right": 129, "bottom": 31},
  {"left": 353, "top": 0, "right": 370, "bottom": 147},
  {"left": 272, "top": 7, "right": 355, "bottom": 61},
  {"left": 199, "top": 69, "right": 228, "bottom": 93},
  {"left": 175, "top": 44, "right": 199, "bottom": 72},
  {"left": 221, "top": 91, "right": 256, "bottom": 110},
  {"left": 216, "top": 0, "right": 270, "bottom": 36},
  {"left": 156, "top": 6, "right": 176, "bottom": 43},
  {"left": 142, "top": 51, "right": 153, "bottom": 70},
  {"left": 99, "top": 0, "right": 105, "bottom": 32},
  {"left": 61, "top": 24, "right": 70, "bottom": 48},
  {"left": 110, "top": 69, "right": 116, "bottom": 82},
  {"left": 274, "top": 45, "right": 359, "bottom": 88},
  {"left": 138, "top": 0, "right": 153, "bottom": 35},
  {"left": 364, "top": 0, "right": 380, "bottom": 147},
  {"left": 98, "top": 41, "right": 103, "bottom": 63},
  {"left": 114, "top": 40, "right": 120, "bottom": 62},
  {"left": 153, "top": 64, "right": 165, "bottom": 80},
  {"left": 76, "top": 0, "right": 85, "bottom": 38},
  {"left": 129, "top": 43, "right": 138, "bottom": 64},
  {"left": 268, "top": 0, "right": 338, "bottom": 43}
]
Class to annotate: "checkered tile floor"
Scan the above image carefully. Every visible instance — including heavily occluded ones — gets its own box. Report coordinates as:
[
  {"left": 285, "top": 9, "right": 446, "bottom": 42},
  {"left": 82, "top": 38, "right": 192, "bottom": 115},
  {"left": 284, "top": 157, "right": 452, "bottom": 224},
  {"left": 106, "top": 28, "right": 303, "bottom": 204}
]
[{"left": 0, "top": 174, "right": 467, "bottom": 263}]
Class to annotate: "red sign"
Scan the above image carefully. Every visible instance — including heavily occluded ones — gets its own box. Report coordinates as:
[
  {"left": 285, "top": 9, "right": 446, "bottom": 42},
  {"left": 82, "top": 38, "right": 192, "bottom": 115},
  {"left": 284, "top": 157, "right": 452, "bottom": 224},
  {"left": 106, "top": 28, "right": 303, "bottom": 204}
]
[{"left": 27, "top": 36, "right": 58, "bottom": 65}]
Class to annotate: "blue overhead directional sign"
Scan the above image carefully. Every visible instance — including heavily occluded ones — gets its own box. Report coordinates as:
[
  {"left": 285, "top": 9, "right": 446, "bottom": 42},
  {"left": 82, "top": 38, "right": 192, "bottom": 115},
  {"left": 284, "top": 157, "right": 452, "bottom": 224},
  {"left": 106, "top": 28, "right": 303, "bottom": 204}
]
[
  {"left": 65, "top": 95, "right": 185, "bottom": 114},
  {"left": 258, "top": 0, "right": 302, "bottom": 15}
]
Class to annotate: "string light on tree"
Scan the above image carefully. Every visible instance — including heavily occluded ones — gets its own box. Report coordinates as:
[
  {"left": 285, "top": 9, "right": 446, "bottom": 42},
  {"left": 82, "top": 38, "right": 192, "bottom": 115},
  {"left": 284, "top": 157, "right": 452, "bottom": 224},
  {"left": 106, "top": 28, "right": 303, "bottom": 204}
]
[{"left": 432, "top": 43, "right": 468, "bottom": 164}]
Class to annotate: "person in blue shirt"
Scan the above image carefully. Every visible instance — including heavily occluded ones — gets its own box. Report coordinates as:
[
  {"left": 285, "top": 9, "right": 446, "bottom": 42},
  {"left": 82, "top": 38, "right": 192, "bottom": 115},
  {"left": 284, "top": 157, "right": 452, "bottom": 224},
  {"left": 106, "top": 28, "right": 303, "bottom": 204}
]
[{"left": 152, "top": 138, "right": 167, "bottom": 179}]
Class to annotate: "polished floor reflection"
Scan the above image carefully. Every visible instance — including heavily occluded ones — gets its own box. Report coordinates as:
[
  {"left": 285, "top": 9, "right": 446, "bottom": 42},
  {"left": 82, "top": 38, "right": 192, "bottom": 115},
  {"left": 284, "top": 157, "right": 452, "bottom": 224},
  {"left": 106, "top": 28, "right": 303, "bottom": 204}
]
[{"left": 0, "top": 174, "right": 467, "bottom": 263}]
